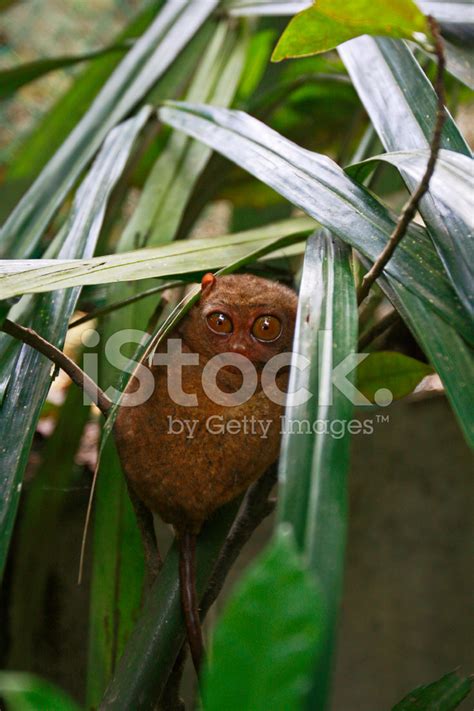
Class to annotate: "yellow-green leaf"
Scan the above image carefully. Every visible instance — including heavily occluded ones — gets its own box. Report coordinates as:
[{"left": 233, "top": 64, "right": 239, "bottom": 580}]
[
  {"left": 356, "top": 351, "right": 433, "bottom": 404},
  {"left": 272, "top": 0, "right": 427, "bottom": 61}
]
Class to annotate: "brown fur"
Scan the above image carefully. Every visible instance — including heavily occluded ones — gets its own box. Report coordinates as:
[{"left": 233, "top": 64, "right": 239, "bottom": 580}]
[{"left": 114, "top": 274, "right": 298, "bottom": 533}]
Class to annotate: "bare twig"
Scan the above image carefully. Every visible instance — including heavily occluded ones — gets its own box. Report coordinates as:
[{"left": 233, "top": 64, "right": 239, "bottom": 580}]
[
  {"left": 357, "top": 17, "right": 446, "bottom": 305},
  {"left": 1, "top": 318, "right": 112, "bottom": 416},
  {"left": 358, "top": 308, "right": 400, "bottom": 351},
  {"left": 201, "top": 464, "right": 277, "bottom": 614},
  {"left": 68, "top": 280, "right": 184, "bottom": 330}
]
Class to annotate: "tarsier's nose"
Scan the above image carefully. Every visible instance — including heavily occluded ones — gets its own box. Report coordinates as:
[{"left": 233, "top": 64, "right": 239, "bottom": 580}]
[{"left": 229, "top": 342, "right": 249, "bottom": 357}]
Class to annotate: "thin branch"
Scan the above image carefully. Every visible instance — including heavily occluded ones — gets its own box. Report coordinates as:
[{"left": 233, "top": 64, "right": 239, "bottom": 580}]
[
  {"left": 201, "top": 464, "right": 277, "bottom": 615},
  {"left": 358, "top": 308, "right": 400, "bottom": 351},
  {"left": 68, "top": 280, "right": 184, "bottom": 330},
  {"left": 1, "top": 318, "right": 112, "bottom": 416},
  {"left": 357, "top": 16, "right": 446, "bottom": 305}
]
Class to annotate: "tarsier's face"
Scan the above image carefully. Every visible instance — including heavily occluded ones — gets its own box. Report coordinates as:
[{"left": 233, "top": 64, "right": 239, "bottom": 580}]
[{"left": 179, "top": 274, "right": 298, "bottom": 368}]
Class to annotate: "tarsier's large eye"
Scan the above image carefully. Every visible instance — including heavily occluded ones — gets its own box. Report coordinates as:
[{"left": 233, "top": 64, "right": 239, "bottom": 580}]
[
  {"left": 252, "top": 315, "right": 282, "bottom": 342},
  {"left": 207, "top": 312, "right": 233, "bottom": 335}
]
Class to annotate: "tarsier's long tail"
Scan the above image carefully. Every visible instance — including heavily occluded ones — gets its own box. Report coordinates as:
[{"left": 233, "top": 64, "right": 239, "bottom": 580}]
[{"left": 178, "top": 532, "right": 204, "bottom": 675}]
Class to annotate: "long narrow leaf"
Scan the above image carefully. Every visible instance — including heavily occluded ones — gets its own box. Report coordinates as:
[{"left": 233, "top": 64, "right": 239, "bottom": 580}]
[
  {"left": 0, "top": 0, "right": 219, "bottom": 259},
  {"left": 157, "top": 103, "right": 474, "bottom": 443},
  {"left": 86, "top": 438, "right": 145, "bottom": 709},
  {"left": 348, "top": 149, "right": 474, "bottom": 319},
  {"left": 158, "top": 102, "right": 471, "bottom": 342},
  {"left": 278, "top": 230, "right": 357, "bottom": 708},
  {"left": 0, "top": 42, "right": 130, "bottom": 101},
  {"left": 392, "top": 670, "right": 473, "bottom": 711},
  {"left": 85, "top": 23, "right": 249, "bottom": 704},
  {"left": 100, "top": 501, "right": 241, "bottom": 710},
  {"left": 339, "top": 36, "right": 472, "bottom": 316},
  {"left": 98, "top": 225, "right": 321, "bottom": 710},
  {"left": 7, "top": 380, "right": 90, "bottom": 668},
  {"left": 5, "top": 4, "right": 162, "bottom": 187},
  {"left": 121, "top": 20, "right": 248, "bottom": 250},
  {"left": 0, "top": 108, "right": 150, "bottom": 579},
  {"left": 0, "top": 218, "right": 315, "bottom": 298}
]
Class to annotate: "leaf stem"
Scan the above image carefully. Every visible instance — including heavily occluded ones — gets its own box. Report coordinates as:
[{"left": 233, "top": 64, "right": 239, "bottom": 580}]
[{"left": 357, "top": 16, "right": 446, "bottom": 306}]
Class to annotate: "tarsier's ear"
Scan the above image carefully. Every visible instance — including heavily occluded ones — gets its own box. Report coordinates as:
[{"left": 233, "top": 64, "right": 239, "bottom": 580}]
[{"left": 201, "top": 273, "right": 216, "bottom": 296}]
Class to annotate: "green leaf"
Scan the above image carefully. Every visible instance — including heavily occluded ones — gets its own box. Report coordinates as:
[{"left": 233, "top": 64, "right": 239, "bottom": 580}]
[
  {"left": 356, "top": 351, "right": 433, "bottom": 403},
  {"left": 0, "top": 42, "right": 130, "bottom": 101},
  {"left": 122, "top": 20, "right": 249, "bottom": 251},
  {"left": 375, "top": 270, "right": 474, "bottom": 448},
  {"left": 158, "top": 102, "right": 471, "bottom": 343},
  {"left": 349, "top": 150, "right": 474, "bottom": 319},
  {"left": 86, "top": 438, "right": 145, "bottom": 709},
  {"left": 272, "top": 0, "right": 427, "bottom": 61},
  {"left": 202, "top": 526, "right": 324, "bottom": 711},
  {"left": 392, "top": 670, "right": 473, "bottom": 711},
  {"left": 278, "top": 230, "right": 357, "bottom": 708},
  {"left": 440, "top": 39, "right": 474, "bottom": 90},
  {"left": 85, "top": 24, "right": 249, "bottom": 703},
  {"left": 0, "top": 672, "right": 81, "bottom": 711},
  {"left": 418, "top": 0, "right": 474, "bottom": 37},
  {"left": 340, "top": 38, "right": 473, "bottom": 316},
  {"left": 0, "top": 218, "right": 314, "bottom": 298},
  {"left": 0, "top": 108, "right": 150, "bottom": 580},
  {"left": 340, "top": 36, "right": 471, "bottom": 157},
  {"left": 0, "top": 0, "right": 219, "bottom": 259},
  {"left": 228, "top": 1, "right": 474, "bottom": 88},
  {"left": 100, "top": 500, "right": 241, "bottom": 710},
  {"left": 7, "top": 382, "right": 90, "bottom": 669},
  {"left": 4, "top": 3, "right": 161, "bottom": 186},
  {"left": 98, "top": 222, "right": 320, "bottom": 710}
]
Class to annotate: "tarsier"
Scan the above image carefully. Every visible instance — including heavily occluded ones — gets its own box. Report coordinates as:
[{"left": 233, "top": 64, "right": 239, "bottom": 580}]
[{"left": 114, "top": 272, "right": 298, "bottom": 674}]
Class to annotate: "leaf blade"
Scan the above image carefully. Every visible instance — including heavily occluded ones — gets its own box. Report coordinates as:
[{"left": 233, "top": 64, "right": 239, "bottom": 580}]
[
  {"left": 356, "top": 351, "right": 433, "bottom": 403},
  {"left": 0, "top": 43, "right": 130, "bottom": 101},
  {"left": 0, "top": 0, "right": 219, "bottom": 259},
  {"left": 278, "top": 230, "right": 357, "bottom": 708},
  {"left": 272, "top": 0, "right": 427, "bottom": 61},
  {"left": 0, "top": 108, "right": 150, "bottom": 579},
  {"left": 392, "top": 670, "right": 473, "bottom": 711},
  {"left": 158, "top": 102, "right": 471, "bottom": 342},
  {"left": 0, "top": 218, "right": 315, "bottom": 298},
  {"left": 202, "top": 527, "right": 325, "bottom": 711},
  {"left": 348, "top": 149, "right": 474, "bottom": 318},
  {"left": 339, "top": 37, "right": 473, "bottom": 315}
]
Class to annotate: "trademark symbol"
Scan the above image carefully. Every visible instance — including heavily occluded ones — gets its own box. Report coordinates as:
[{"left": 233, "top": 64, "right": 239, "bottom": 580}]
[{"left": 376, "top": 414, "right": 390, "bottom": 424}]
